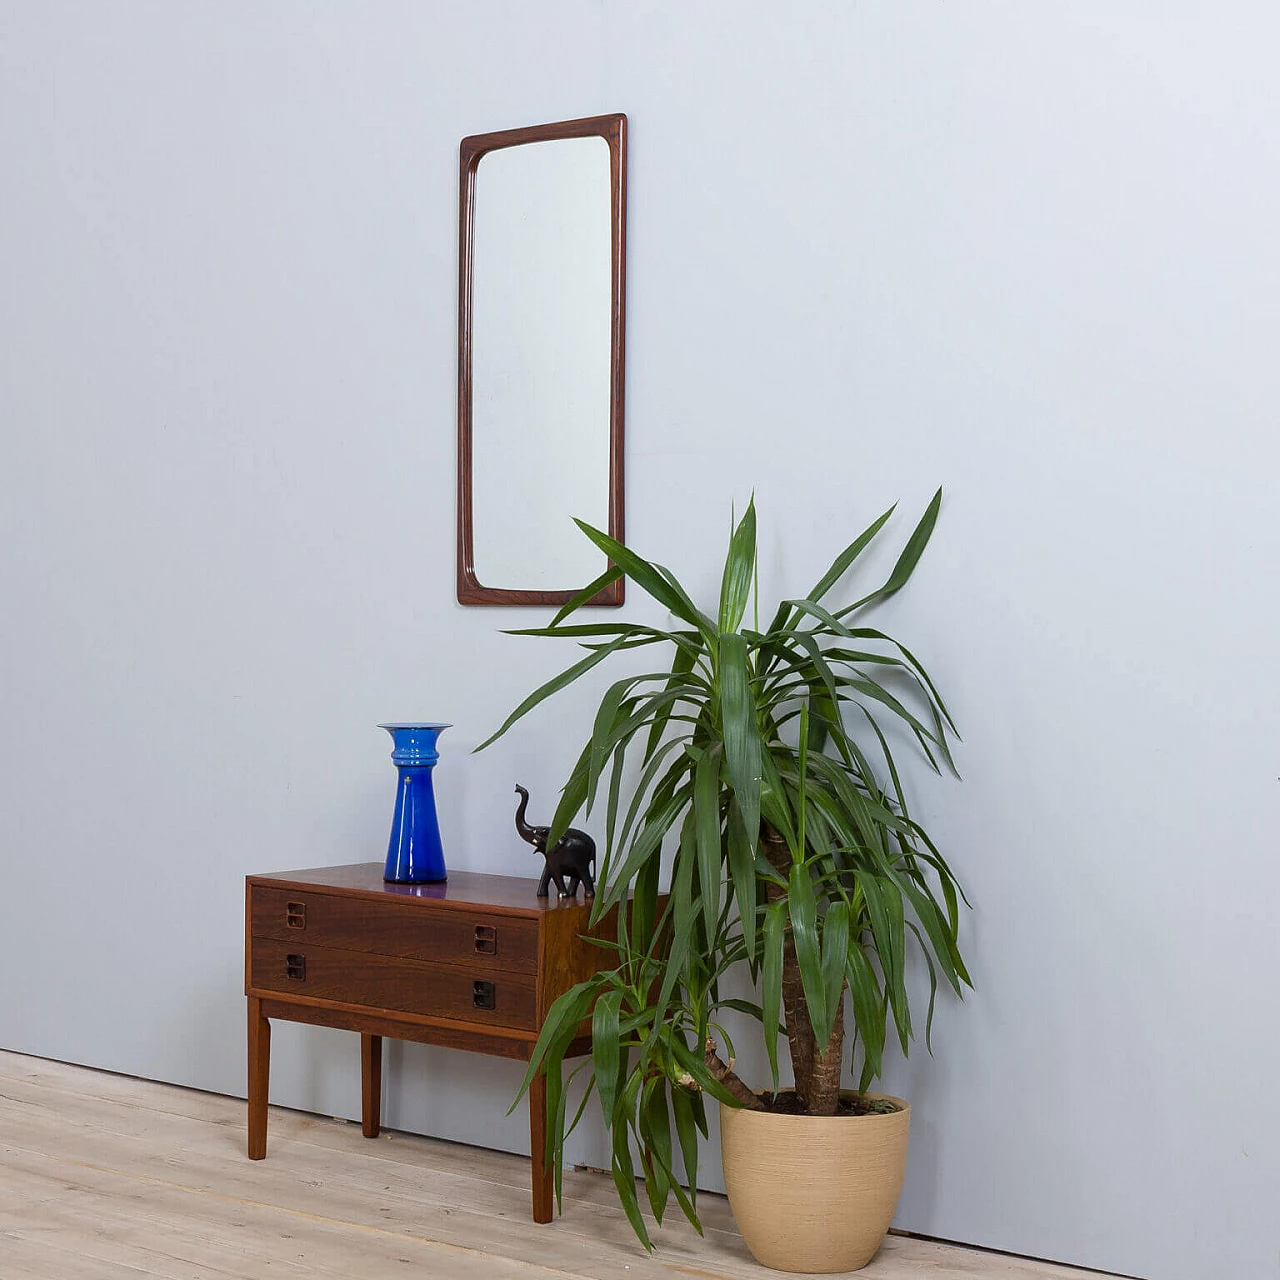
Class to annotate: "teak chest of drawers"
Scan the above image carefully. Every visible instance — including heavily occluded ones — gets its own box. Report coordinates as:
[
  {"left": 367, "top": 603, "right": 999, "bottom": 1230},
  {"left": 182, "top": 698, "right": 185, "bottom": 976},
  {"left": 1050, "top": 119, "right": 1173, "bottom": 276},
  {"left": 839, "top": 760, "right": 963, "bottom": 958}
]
[{"left": 244, "top": 864, "right": 601, "bottom": 1222}]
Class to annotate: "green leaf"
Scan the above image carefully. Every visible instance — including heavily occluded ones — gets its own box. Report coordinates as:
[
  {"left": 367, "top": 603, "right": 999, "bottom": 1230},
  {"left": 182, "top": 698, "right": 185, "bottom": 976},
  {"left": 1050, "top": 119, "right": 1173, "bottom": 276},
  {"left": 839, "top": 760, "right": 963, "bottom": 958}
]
[
  {"left": 592, "top": 990, "right": 624, "bottom": 1121},
  {"left": 597, "top": 780, "right": 693, "bottom": 917},
  {"left": 611, "top": 1111, "right": 652, "bottom": 1250},
  {"left": 837, "top": 487, "right": 942, "bottom": 616},
  {"left": 574, "top": 519, "right": 717, "bottom": 641},
  {"left": 474, "top": 633, "right": 632, "bottom": 752},
  {"left": 761, "top": 899, "right": 785, "bottom": 1092},
  {"left": 807, "top": 503, "right": 896, "bottom": 603},
  {"left": 718, "top": 498, "right": 757, "bottom": 633},
  {"left": 694, "top": 746, "right": 723, "bottom": 945},
  {"left": 510, "top": 978, "right": 599, "bottom": 1109},
  {"left": 670, "top": 1084, "right": 702, "bottom": 1220},
  {"left": 668, "top": 1034, "right": 740, "bottom": 1108},
  {"left": 820, "top": 899, "right": 850, "bottom": 1036},
  {"left": 857, "top": 872, "right": 910, "bottom": 1053},
  {"left": 788, "top": 862, "right": 829, "bottom": 1044},
  {"left": 644, "top": 641, "right": 700, "bottom": 762},
  {"left": 725, "top": 800, "right": 758, "bottom": 966},
  {"left": 719, "top": 631, "right": 762, "bottom": 850},
  {"left": 550, "top": 564, "right": 625, "bottom": 626},
  {"left": 845, "top": 944, "right": 886, "bottom": 1090},
  {"left": 546, "top": 740, "right": 592, "bottom": 860},
  {"left": 641, "top": 1078, "right": 673, "bottom": 1223}
]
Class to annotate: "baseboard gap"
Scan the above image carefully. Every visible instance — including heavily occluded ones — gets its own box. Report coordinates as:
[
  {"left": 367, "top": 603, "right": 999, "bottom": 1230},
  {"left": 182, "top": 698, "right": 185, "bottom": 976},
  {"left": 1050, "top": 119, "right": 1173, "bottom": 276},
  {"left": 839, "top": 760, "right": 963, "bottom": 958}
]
[{"left": 889, "top": 1228, "right": 1144, "bottom": 1279}]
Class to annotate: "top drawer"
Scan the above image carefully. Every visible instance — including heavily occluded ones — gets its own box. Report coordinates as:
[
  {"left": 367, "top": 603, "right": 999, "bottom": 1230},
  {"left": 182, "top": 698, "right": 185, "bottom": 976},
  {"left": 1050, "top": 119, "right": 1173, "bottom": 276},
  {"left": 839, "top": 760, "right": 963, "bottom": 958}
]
[{"left": 249, "top": 885, "right": 538, "bottom": 973}]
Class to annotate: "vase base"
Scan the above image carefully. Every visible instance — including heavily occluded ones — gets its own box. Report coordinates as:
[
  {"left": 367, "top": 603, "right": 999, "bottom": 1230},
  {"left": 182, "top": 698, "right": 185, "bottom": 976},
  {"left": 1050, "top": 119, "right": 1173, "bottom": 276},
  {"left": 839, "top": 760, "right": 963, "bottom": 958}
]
[{"left": 383, "top": 874, "right": 448, "bottom": 885}]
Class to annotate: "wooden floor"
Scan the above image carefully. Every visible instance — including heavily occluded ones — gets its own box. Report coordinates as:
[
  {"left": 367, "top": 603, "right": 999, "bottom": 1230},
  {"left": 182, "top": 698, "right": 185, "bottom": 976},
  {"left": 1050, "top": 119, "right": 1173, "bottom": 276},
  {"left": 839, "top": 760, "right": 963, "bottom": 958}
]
[{"left": 0, "top": 1050, "right": 1107, "bottom": 1280}]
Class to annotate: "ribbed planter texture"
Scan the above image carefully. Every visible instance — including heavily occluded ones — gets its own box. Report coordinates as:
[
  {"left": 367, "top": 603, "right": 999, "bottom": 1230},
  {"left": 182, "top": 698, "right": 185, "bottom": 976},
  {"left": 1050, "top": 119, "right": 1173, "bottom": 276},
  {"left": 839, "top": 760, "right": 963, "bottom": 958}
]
[{"left": 719, "top": 1093, "right": 910, "bottom": 1273}]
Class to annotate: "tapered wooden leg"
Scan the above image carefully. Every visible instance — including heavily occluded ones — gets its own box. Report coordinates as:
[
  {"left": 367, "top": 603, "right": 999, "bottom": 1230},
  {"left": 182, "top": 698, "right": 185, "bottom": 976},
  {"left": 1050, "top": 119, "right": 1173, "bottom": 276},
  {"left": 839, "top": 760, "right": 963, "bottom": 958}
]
[
  {"left": 529, "top": 1071, "right": 553, "bottom": 1223},
  {"left": 361, "top": 1034, "right": 382, "bottom": 1138},
  {"left": 247, "top": 996, "right": 270, "bottom": 1159}
]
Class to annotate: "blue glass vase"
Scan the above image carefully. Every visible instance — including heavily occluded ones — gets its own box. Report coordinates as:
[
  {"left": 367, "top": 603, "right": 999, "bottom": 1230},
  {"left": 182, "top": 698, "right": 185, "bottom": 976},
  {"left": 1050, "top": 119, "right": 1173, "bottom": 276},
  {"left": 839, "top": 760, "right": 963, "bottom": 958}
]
[{"left": 379, "top": 723, "right": 450, "bottom": 884}]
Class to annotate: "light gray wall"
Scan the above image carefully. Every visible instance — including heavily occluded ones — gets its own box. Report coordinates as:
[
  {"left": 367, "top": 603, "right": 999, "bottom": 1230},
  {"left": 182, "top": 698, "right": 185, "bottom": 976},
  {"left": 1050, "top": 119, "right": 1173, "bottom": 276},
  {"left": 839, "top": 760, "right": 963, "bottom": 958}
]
[{"left": 2, "top": 5, "right": 1277, "bottom": 1278}]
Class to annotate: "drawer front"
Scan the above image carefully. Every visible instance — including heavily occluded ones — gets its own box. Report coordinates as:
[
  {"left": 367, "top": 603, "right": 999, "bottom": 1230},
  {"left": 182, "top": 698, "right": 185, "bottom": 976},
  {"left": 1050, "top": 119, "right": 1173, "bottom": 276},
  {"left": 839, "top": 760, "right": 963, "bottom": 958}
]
[
  {"left": 249, "top": 886, "right": 538, "bottom": 973},
  {"left": 249, "top": 937, "right": 537, "bottom": 1031}
]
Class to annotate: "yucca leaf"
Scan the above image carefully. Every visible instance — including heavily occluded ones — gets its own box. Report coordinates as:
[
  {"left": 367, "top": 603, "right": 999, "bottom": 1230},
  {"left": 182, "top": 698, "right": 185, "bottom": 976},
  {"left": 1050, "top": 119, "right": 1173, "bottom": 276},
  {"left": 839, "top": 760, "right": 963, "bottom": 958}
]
[
  {"left": 807, "top": 503, "right": 896, "bottom": 602},
  {"left": 644, "top": 641, "right": 699, "bottom": 762},
  {"left": 592, "top": 989, "right": 624, "bottom": 1124},
  {"left": 547, "top": 564, "right": 626, "bottom": 627},
  {"left": 510, "top": 978, "right": 599, "bottom": 1109},
  {"left": 597, "top": 780, "right": 693, "bottom": 917},
  {"left": 836, "top": 487, "right": 942, "bottom": 616},
  {"left": 694, "top": 746, "right": 723, "bottom": 945},
  {"left": 668, "top": 1034, "right": 740, "bottom": 1108},
  {"left": 474, "top": 632, "right": 632, "bottom": 752},
  {"left": 718, "top": 497, "right": 757, "bottom": 633},
  {"left": 906, "top": 920, "right": 941, "bottom": 1053},
  {"left": 845, "top": 944, "right": 886, "bottom": 1089},
  {"left": 670, "top": 1084, "right": 703, "bottom": 1222},
  {"left": 641, "top": 1077, "right": 674, "bottom": 1222},
  {"left": 788, "top": 862, "right": 829, "bottom": 1043},
  {"left": 820, "top": 899, "right": 850, "bottom": 1035},
  {"left": 719, "top": 631, "right": 761, "bottom": 850},
  {"left": 725, "top": 800, "right": 758, "bottom": 966},
  {"left": 761, "top": 899, "right": 785, "bottom": 1092},
  {"left": 546, "top": 740, "right": 592, "bottom": 859},
  {"left": 574, "top": 519, "right": 717, "bottom": 641},
  {"left": 611, "top": 1108, "right": 652, "bottom": 1250}
]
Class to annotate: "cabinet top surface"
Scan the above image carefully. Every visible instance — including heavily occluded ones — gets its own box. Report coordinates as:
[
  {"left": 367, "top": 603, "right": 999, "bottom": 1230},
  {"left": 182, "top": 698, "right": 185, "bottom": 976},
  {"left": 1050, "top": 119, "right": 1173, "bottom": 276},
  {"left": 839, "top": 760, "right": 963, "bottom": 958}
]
[{"left": 247, "top": 863, "right": 589, "bottom": 917}]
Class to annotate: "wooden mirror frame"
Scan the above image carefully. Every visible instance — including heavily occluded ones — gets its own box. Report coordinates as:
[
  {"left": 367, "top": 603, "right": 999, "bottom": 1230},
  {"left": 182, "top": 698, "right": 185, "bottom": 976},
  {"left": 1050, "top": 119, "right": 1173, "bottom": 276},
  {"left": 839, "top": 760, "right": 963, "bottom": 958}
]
[{"left": 456, "top": 112, "right": 627, "bottom": 608}]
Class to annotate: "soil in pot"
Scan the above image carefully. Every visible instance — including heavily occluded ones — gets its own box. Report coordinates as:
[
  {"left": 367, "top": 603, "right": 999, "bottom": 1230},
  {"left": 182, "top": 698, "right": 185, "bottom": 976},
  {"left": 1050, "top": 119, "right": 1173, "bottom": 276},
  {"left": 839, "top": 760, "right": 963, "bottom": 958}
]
[{"left": 756, "top": 1090, "right": 902, "bottom": 1117}]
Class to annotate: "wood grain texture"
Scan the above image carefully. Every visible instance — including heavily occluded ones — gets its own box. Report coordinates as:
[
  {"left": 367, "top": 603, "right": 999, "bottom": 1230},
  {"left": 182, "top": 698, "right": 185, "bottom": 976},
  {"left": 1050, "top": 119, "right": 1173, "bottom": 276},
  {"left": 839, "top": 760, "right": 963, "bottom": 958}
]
[
  {"left": 529, "top": 1070, "right": 553, "bottom": 1225},
  {"left": 250, "top": 864, "right": 586, "bottom": 917},
  {"left": 360, "top": 1034, "right": 382, "bottom": 1138},
  {"left": 456, "top": 112, "right": 627, "bottom": 608},
  {"left": 251, "top": 884, "right": 540, "bottom": 972},
  {"left": 255, "top": 997, "right": 538, "bottom": 1059},
  {"left": 245, "top": 868, "right": 605, "bottom": 1222},
  {"left": 249, "top": 937, "right": 539, "bottom": 1030},
  {"left": 0, "top": 1051, "right": 1119, "bottom": 1280},
  {"left": 245, "top": 995, "right": 269, "bottom": 1160}
]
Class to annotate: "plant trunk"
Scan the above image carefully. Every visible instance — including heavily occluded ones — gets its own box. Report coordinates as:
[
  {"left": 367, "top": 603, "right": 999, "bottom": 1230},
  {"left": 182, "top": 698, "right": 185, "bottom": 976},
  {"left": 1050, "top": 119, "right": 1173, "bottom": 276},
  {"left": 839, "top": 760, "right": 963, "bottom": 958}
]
[
  {"left": 805, "top": 987, "right": 845, "bottom": 1115},
  {"left": 760, "top": 822, "right": 837, "bottom": 1111},
  {"left": 705, "top": 1039, "right": 763, "bottom": 1110}
]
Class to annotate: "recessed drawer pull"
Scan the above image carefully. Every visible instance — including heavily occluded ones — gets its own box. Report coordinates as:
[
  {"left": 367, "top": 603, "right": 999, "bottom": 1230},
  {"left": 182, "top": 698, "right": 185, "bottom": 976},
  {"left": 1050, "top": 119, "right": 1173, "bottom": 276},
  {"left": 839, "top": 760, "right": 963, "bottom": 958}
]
[
  {"left": 286, "top": 902, "right": 306, "bottom": 929},
  {"left": 473, "top": 924, "right": 497, "bottom": 955},
  {"left": 472, "top": 979, "right": 496, "bottom": 1010},
  {"left": 285, "top": 954, "right": 307, "bottom": 981}
]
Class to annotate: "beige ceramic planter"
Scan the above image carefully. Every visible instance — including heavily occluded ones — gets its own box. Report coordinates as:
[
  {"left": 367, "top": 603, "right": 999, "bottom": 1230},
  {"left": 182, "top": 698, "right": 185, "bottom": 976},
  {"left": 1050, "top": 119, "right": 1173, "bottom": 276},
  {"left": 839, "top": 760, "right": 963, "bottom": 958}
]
[{"left": 719, "top": 1093, "right": 910, "bottom": 1273}]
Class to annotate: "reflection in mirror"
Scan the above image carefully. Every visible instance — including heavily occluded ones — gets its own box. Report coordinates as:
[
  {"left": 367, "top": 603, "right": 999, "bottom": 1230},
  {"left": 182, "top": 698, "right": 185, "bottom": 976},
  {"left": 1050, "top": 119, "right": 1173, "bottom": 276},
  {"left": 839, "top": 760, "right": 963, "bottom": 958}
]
[{"left": 457, "top": 115, "right": 626, "bottom": 607}]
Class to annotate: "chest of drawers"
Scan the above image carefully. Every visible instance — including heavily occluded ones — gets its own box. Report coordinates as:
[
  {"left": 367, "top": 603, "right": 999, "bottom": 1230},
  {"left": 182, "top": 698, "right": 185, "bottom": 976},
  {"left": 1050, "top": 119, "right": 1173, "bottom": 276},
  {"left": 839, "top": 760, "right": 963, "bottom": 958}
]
[{"left": 244, "top": 864, "right": 603, "bottom": 1222}]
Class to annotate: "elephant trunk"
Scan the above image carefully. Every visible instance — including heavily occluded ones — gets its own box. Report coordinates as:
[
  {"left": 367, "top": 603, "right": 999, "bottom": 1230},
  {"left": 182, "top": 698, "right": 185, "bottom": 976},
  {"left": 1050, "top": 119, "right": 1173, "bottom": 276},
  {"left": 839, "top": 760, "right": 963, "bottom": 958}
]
[{"left": 513, "top": 785, "right": 536, "bottom": 844}]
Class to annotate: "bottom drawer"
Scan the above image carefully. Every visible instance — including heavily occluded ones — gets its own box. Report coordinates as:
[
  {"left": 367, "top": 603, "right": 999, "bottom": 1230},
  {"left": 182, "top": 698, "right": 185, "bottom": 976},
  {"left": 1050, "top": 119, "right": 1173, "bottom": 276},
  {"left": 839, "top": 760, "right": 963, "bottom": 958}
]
[{"left": 249, "top": 937, "right": 537, "bottom": 1031}]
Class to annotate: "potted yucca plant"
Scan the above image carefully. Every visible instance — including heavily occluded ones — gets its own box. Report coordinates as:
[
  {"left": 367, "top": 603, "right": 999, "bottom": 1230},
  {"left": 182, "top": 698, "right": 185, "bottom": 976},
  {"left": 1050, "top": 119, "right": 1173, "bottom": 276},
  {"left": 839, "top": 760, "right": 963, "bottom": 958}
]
[{"left": 478, "top": 491, "right": 969, "bottom": 1272}]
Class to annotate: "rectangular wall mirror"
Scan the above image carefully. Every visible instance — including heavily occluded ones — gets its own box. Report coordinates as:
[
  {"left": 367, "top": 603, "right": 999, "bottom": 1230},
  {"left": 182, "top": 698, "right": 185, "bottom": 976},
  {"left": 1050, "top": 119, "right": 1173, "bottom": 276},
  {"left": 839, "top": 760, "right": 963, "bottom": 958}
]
[{"left": 457, "top": 113, "right": 627, "bottom": 607}]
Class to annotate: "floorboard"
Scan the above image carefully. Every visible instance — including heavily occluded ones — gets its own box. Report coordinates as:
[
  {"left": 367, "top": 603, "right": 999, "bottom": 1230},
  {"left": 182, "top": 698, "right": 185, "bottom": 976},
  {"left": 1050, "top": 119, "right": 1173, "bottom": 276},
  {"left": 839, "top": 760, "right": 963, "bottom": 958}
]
[{"left": 0, "top": 1051, "right": 1111, "bottom": 1280}]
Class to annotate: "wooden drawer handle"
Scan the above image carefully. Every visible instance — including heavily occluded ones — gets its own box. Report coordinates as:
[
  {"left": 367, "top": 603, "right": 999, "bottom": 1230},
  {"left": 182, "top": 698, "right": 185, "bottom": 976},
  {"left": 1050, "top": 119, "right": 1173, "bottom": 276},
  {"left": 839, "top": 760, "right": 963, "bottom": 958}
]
[
  {"left": 473, "top": 924, "right": 497, "bottom": 955},
  {"left": 286, "top": 901, "right": 306, "bottom": 930},
  {"left": 285, "top": 954, "right": 306, "bottom": 981},
  {"left": 472, "top": 979, "right": 496, "bottom": 1010}
]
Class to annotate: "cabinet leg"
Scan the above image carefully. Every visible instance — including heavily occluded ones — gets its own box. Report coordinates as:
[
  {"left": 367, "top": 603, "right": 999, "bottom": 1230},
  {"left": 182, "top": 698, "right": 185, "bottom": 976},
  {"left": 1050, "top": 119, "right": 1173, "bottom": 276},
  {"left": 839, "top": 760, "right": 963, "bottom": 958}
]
[
  {"left": 529, "top": 1071, "right": 553, "bottom": 1224},
  {"left": 247, "top": 996, "right": 270, "bottom": 1160},
  {"left": 361, "top": 1034, "right": 382, "bottom": 1138}
]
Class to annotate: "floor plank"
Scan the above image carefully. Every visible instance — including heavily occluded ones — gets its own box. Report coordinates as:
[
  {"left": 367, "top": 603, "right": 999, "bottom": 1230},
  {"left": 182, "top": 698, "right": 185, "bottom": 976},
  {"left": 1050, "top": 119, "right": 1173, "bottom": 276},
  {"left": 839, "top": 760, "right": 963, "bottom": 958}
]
[{"left": 0, "top": 1050, "right": 1109, "bottom": 1280}]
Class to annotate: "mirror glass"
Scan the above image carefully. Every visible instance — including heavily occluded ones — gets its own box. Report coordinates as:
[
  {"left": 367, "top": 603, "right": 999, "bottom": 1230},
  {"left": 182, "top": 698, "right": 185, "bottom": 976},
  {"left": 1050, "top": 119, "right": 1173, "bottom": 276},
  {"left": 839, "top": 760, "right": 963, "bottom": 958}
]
[
  {"left": 458, "top": 115, "right": 626, "bottom": 607},
  {"left": 471, "top": 138, "right": 611, "bottom": 590}
]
